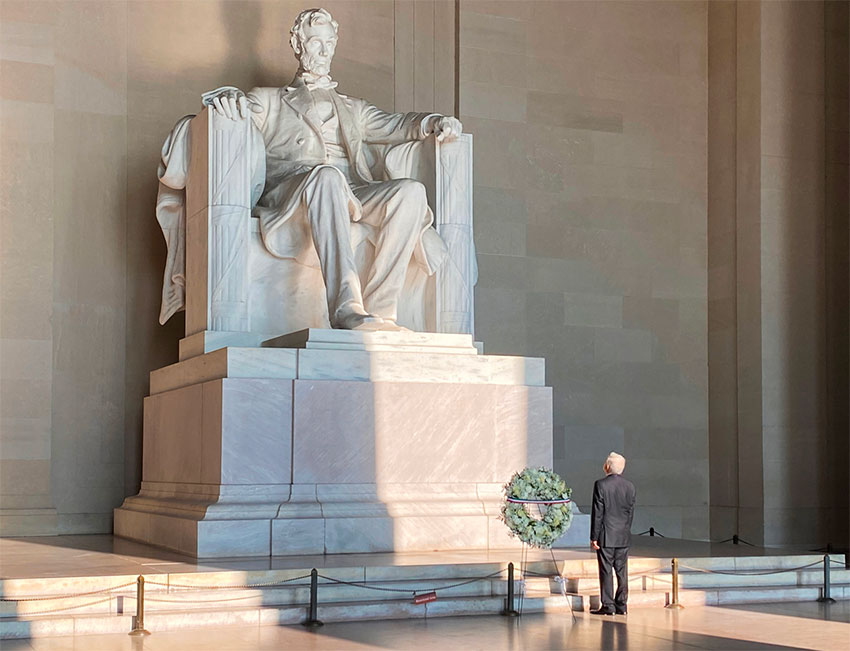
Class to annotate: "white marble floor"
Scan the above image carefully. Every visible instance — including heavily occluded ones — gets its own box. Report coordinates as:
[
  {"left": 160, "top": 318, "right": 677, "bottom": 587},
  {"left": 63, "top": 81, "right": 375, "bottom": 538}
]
[{"left": 1, "top": 603, "right": 848, "bottom": 651}]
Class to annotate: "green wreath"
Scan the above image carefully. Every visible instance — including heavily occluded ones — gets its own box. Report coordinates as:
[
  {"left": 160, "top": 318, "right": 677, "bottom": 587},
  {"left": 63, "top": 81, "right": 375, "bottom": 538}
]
[{"left": 500, "top": 467, "right": 573, "bottom": 548}]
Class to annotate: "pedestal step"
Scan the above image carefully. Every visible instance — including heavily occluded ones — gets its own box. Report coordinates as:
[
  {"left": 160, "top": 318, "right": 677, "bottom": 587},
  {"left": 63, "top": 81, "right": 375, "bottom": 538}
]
[
  {"left": 2, "top": 554, "right": 846, "bottom": 639},
  {"left": 525, "top": 554, "right": 850, "bottom": 610}
]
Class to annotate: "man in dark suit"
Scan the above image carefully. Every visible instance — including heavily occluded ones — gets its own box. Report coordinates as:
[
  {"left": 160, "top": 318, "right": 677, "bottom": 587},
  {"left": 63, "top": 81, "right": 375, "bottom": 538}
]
[{"left": 590, "top": 452, "right": 636, "bottom": 616}]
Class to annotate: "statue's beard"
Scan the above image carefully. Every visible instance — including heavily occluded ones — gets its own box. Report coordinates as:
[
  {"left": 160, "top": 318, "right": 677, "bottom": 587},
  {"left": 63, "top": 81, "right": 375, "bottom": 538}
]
[{"left": 300, "top": 55, "right": 332, "bottom": 78}]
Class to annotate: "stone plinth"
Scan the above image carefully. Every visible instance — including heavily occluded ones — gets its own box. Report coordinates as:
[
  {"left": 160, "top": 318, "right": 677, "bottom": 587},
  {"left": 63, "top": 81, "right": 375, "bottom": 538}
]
[{"left": 115, "top": 330, "right": 587, "bottom": 557}]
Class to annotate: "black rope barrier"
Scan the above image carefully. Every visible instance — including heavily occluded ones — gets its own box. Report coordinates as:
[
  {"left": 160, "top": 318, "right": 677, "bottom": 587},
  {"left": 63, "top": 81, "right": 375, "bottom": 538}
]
[
  {"left": 303, "top": 568, "right": 323, "bottom": 628},
  {"left": 0, "top": 580, "right": 137, "bottom": 602},
  {"left": 145, "top": 574, "right": 312, "bottom": 590},
  {"left": 715, "top": 535, "right": 756, "bottom": 546},
  {"left": 315, "top": 568, "right": 507, "bottom": 596},
  {"left": 11, "top": 550, "right": 840, "bottom": 634},
  {"left": 4, "top": 596, "right": 118, "bottom": 617},
  {"left": 678, "top": 559, "right": 825, "bottom": 576},
  {"left": 817, "top": 555, "right": 837, "bottom": 604},
  {"left": 500, "top": 562, "right": 519, "bottom": 616}
]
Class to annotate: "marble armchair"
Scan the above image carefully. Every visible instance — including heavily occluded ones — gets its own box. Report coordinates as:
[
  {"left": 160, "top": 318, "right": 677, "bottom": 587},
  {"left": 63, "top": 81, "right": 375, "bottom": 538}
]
[{"left": 159, "top": 108, "right": 476, "bottom": 360}]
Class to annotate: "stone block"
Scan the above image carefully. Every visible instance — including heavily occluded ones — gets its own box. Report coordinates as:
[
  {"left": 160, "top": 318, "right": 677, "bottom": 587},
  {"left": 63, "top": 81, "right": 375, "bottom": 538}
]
[
  {"left": 460, "top": 10, "right": 526, "bottom": 54},
  {"left": 292, "top": 380, "right": 552, "bottom": 485},
  {"left": 594, "top": 328, "right": 652, "bottom": 363},
  {"left": 117, "top": 342, "right": 555, "bottom": 557},
  {"left": 271, "top": 519, "right": 325, "bottom": 556},
  {"left": 563, "top": 294, "right": 623, "bottom": 328}
]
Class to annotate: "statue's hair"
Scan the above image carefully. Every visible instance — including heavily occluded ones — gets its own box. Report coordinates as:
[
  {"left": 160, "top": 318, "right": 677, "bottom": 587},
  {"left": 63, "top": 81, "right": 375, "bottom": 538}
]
[
  {"left": 605, "top": 452, "right": 626, "bottom": 475},
  {"left": 290, "top": 8, "right": 338, "bottom": 55}
]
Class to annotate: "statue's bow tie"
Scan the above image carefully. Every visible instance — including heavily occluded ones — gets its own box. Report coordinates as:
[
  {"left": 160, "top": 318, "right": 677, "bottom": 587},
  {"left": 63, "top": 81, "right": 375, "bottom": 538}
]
[{"left": 302, "top": 73, "right": 338, "bottom": 91}]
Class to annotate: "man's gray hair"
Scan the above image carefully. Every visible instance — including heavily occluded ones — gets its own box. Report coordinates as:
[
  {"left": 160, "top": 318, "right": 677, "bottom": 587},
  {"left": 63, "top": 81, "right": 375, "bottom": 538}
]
[
  {"left": 290, "top": 8, "right": 339, "bottom": 55},
  {"left": 605, "top": 452, "right": 626, "bottom": 475}
]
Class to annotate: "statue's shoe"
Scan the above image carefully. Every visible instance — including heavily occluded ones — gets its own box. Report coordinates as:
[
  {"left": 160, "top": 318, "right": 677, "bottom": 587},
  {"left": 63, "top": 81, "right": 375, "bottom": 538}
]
[
  {"left": 374, "top": 320, "right": 411, "bottom": 332},
  {"left": 333, "top": 311, "right": 384, "bottom": 330}
]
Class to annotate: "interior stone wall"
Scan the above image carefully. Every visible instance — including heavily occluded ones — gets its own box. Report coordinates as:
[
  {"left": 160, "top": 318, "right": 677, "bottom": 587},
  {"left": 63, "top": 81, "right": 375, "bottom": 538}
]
[
  {"left": 759, "top": 0, "right": 828, "bottom": 547},
  {"left": 460, "top": 0, "right": 710, "bottom": 538},
  {"left": 2, "top": 0, "right": 844, "bottom": 545},
  {"left": 707, "top": 0, "right": 741, "bottom": 544},
  {"left": 707, "top": 0, "right": 849, "bottom": 547},
  {"left": 1, "top": 0, "right": 128, "bottom": 534}
]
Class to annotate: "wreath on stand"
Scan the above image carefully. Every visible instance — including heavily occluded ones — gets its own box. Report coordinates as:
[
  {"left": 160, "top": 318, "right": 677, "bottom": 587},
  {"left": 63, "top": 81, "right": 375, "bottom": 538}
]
[{"left": 500, "top": 467, "right": 573, "bottom": 548}]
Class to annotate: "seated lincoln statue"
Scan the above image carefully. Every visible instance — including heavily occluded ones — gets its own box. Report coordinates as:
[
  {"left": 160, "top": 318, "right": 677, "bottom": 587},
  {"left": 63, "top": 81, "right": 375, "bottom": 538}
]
[{"left": 197, "top": 7, "right": 462, "bottom": 332}]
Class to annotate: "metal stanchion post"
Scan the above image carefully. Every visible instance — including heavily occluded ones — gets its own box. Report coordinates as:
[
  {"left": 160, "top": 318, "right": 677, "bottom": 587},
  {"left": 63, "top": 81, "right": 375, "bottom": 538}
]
[
  {"left": 303, "top": 568, "right": 324, "bottom": 627},
  {"left": 817, "top": 554, "right": 836, "bottom": 603},
  {"left": 128, "top": 575, "right": 151, "bottom": 636},
  {"left": 649, "top": 527, "right": 655, "bottom": 537},
  {"left": 665, "top": 558, "right": 684, "bottom": 609},
  {"left": 501, "top": 562, "right": 519, "bottom": 616}
]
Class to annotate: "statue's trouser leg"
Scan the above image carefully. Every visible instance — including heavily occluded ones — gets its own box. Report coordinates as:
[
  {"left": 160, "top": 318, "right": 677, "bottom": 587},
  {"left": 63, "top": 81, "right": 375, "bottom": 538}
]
[
  {"left": 303, "top": 167, "right": 368, "bottom": 323},
  {"left": 354, "top": 179, "right": 429, "bottom": 322}
]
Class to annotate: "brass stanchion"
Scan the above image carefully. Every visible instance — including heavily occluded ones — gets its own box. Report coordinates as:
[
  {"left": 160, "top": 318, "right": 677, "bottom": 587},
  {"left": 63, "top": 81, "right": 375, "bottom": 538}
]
[
  {"left": 501, "top": 562, "right": 519, "bottom": 616},
  {"left": 128, "top": 575, "right": 151, "bottom": 636},
  {"left": 817, "top": 554, "right": 836, "bottom": 603},
  {"left": 665, "top": 558, "right": 684, "bottom": 609}
]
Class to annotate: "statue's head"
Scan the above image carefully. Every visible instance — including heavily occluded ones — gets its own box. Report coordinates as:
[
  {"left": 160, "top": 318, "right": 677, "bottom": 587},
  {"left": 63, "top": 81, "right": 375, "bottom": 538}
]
[{"left": 290, "top": 8, "right": 339, "bottom": 77}]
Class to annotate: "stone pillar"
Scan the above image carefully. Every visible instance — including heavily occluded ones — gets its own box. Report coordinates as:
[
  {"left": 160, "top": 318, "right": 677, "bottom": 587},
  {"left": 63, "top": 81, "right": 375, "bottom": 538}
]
[
  {"left": 824, "top": 0, "right": 849, "bottom": 551},
  {"left": 708, "top": 0, "right": 848, "bottom": 547},
  {"left": 0, "top": 1, "right": 58, "bottom": 535}
]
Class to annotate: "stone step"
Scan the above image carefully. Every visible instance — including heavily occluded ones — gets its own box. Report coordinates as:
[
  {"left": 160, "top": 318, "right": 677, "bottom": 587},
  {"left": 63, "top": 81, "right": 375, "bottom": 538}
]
[
  {"left": 2, "top": 555, "right": 838, "bottom": 615},
  {"left": 0, "top": 561, "right": 541, "bottom": 599},
  {"left": 0, "top": 576, "right": 513, "bottom": 618},
  {"left": 559, "top": 568, "right": 850, "bottom": 592},
  {"left": 2, "top": 555, "right": 831, "bottom": 600},
  {"left": 3, "top": 555, "right": 846, "bottom": 639},
  {"left": 3, "top": 578, "right": 847, "bottom": 639},
  {"left": 0, "top": 594, "right": 572, "bottom": 639}
]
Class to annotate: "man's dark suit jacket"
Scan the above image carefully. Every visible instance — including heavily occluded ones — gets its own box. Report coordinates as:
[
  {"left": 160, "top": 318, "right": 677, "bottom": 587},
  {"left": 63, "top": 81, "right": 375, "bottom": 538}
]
[{"left": 590, "top": 473, "right": 636, "bottom": 547}]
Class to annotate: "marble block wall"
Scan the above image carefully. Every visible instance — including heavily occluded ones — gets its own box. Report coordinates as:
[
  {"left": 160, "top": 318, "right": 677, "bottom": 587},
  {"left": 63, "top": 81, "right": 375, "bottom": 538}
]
[
  {"left": 460, "top": 1, "right": 710, "bottom": 539},
  {"left": 0, "top": 0, "right": 127, "bottom": 534},
  {"left": 116, "top": 373, "right": 556, "bottom": 556}
]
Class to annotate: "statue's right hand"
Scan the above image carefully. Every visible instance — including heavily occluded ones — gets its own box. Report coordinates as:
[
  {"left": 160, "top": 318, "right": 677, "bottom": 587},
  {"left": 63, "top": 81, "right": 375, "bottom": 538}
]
[{"left": 201, "top": 86, "right": 253, "bottom": 120}]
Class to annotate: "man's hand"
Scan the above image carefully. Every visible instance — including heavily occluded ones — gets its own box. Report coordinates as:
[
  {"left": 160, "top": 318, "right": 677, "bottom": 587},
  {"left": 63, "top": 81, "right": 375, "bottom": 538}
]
[
  {"left": 427, "top": 115, "right": 463, "bottom": 142},
  {"left": 591, "top": 540, "right": 600, "bottom": 551},
  {"left": 201, "top": 86, "right": 255, "bottom": 120}
]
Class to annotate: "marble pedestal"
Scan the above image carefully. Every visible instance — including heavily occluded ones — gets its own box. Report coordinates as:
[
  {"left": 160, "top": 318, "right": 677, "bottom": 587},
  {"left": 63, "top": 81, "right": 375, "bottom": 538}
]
[{"left": 115, "top": 330, "right": 587, "bottom": 557}]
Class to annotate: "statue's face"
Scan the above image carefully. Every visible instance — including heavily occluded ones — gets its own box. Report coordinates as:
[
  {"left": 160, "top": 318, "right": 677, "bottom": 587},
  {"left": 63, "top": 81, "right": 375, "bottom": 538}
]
[{"left": 298, "top": 21, "right": 337, "bottom": 76}]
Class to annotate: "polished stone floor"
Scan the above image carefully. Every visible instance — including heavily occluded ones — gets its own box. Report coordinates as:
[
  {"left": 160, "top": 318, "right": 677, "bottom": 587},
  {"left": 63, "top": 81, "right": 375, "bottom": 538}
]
[
  {"left": 0, "top": 534, "right": 812, "bottom": 580},
  {"left": 1, "top": 602, "right": 848, "bottom": 650}
]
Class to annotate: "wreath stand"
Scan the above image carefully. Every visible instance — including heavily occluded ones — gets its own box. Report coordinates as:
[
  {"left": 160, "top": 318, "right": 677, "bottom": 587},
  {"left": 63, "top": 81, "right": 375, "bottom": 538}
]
[{"left": 505, "top": 496, "right": 577, "bottom": 622}]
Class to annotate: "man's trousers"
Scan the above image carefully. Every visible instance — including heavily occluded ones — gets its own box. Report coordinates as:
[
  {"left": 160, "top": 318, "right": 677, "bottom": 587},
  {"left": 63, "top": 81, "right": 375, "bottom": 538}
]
[{"left": 596, "top": 546, "right": 629, "bottom": 610}]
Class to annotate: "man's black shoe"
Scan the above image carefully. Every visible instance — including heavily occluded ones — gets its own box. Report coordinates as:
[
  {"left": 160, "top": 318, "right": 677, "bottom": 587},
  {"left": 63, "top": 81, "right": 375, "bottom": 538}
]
[
  {"left": 590, "top": 608, "right": 615, "bottom": 615},
  {"left": 615, "top": 609, "right": 627, "bottom": 615}
]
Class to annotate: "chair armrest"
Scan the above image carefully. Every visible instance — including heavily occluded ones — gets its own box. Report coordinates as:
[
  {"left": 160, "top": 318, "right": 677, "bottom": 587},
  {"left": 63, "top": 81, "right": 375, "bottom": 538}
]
[{"left": 185, "top": 107, "right": 255, "bottom": 335}]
